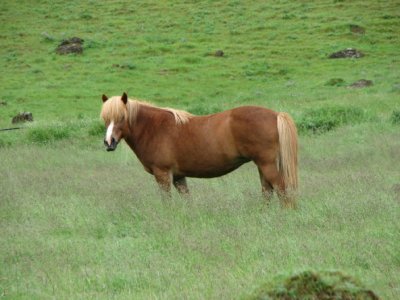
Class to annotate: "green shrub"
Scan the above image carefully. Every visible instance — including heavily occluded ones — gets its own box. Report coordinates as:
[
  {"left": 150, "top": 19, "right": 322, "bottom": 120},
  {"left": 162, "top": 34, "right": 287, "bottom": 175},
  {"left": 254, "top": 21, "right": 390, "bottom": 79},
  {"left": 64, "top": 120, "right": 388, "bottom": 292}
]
[
  {"left": 88, "top": 121, "right": 105, "bottom": 136},
  {"left": 28, "top": 125, "right": 71, "bottom": 144},
  {"left": 390, "top": 110, "right": 400, "bottom": 124},
  {"left": 298, "top": 106, "right": 367, "bottom": 134}
]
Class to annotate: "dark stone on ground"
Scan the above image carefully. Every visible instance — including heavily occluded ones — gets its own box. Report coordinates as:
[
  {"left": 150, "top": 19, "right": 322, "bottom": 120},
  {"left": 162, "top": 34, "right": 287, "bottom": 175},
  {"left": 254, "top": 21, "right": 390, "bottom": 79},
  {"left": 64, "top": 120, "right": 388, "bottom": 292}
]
[
  {"left": 56, "top": 37, "right": 84, "bottom": 55},
  {"left": 214, "top": 50, "right": 224, "bottom": 57},
  {"left": 349, "top": 79, "right": 373, "bottom": 88},
  {"left": 12, "top": 112, "right": 33, "bottom": 124},
  {"left": 329, "top": 48, "right": 364, "bottom": 59}
]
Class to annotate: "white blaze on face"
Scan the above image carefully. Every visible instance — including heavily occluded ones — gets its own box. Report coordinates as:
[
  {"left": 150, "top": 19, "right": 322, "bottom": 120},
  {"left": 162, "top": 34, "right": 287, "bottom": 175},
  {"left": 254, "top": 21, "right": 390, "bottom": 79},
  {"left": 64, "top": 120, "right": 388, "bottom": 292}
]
[{"left": 106, "top": 121, "right": 114, "bottom": 145}]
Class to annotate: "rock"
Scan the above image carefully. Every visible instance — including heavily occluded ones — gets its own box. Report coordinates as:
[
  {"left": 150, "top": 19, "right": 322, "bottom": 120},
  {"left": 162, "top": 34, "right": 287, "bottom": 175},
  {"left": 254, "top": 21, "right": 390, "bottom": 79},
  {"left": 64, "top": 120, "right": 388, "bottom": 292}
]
[
  {"left": 329, "top": 48, "right": 364, "bottom": 59},
  {"left": 12, "top": 112, "right": 33, "bottom": 124},
  {"left": 56, "top": 37, "right": 84, "bottom": 55},
  {"left": 349, "top": 79, "right": 373, "bottom": 88},
  {"left": 214, "top": 50, "right": 224, "bottom": 57}
]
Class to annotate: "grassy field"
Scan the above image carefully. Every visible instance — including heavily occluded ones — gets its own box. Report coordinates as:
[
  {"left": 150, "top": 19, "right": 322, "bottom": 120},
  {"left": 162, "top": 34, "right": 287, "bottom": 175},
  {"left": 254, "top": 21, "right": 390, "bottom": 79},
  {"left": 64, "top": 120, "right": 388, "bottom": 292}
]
[{"left": 1, "top": 0, "right": 400, "bottom": 299}]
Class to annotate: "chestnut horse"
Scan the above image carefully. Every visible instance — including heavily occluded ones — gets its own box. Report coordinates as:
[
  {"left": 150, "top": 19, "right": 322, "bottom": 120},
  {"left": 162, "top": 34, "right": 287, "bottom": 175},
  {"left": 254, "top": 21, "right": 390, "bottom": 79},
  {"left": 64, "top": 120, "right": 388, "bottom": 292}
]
[{"left": 101, "top": 93, "right": 298, "bottom": 207}]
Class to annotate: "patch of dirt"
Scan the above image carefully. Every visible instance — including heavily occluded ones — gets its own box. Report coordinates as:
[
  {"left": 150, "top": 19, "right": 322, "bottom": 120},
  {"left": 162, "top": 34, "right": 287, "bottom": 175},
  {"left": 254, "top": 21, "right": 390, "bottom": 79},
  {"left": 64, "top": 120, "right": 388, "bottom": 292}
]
[
  {"left": 56, "top": 37, "right": 84, "bottom": 55},
  {"left": 350, "top": 24, "right": 366, "bottom": 34},
  {"left": 12, "top": 112, "right": 33, "bottom": 124},
  {"left": 249, "top": 271, "right": 380, "bottom": 300},
  {"left": 329, "top": 48, "right": 364, "bottom": 59},
  {"left": 349, "top": 79, "right": 373, "bottom": 88}
]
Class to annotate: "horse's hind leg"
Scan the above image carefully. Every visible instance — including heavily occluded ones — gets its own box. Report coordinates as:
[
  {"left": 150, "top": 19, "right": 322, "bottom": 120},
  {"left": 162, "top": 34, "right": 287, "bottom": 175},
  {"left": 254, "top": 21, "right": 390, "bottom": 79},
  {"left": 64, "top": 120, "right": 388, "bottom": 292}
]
[
  {"left": 173, "top": 176, "right": 189, "bottom": 195},
  {"left": 258, "top": 167, "right": 273, "bottom": 203},
  {"left": 257, "top": 162, "right": 294, "bottom": 208}
]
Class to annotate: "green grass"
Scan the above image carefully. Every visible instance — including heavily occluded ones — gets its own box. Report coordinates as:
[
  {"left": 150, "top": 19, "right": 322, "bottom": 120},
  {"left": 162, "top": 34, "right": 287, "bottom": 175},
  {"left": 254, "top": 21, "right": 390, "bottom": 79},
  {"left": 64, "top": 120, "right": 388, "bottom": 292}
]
[
  {"left": 1, "top": 123, "right": 399, "bottom": 299},
  {"left": 1, "top": 0, "right": 400, "bottom": 299},
  {"left": 1, "top": 0, "right": 399, "bottom": 129}
]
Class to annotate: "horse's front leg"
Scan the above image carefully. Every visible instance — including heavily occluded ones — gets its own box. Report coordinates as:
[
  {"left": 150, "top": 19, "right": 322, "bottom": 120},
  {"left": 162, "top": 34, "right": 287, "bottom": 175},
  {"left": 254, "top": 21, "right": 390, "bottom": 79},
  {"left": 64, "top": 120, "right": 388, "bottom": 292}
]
[
  {"left": 153, "top": 169, "right": 172, "bottom": 199},
  {"left": 173, "top": 176, "right": 189, "bottom": 195}
]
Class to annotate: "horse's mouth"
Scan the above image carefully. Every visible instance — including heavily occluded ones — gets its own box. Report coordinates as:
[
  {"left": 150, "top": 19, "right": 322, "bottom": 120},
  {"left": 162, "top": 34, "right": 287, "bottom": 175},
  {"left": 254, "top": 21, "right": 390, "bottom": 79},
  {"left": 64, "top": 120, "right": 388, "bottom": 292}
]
[{"left": 104, "top": 138, "right": 118, "bottom": 151}]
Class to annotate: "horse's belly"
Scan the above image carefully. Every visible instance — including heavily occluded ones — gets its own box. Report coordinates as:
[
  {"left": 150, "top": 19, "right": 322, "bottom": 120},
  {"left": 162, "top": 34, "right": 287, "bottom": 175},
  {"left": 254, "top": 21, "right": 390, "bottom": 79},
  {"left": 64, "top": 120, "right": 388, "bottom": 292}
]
[{"left": 176, "top": 157, "right": 250, "bottom": 178}]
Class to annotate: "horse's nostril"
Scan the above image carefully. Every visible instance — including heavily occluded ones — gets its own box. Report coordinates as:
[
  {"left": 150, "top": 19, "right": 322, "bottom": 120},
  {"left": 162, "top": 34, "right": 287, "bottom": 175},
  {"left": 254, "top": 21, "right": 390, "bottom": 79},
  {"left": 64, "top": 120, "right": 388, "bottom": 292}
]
[{"left": 104, "top": 139, "right": 108, "bottom": 146}]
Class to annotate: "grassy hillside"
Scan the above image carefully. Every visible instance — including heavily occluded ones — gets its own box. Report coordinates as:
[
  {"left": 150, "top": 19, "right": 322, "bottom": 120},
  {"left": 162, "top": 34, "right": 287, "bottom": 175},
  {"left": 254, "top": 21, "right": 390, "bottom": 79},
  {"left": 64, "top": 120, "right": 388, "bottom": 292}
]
[
  {"left": 1, "top": 0, "right": 399, "bottom": 299},
  {"left": 0, "top": 0, "right": 399, "bottom": 128}
]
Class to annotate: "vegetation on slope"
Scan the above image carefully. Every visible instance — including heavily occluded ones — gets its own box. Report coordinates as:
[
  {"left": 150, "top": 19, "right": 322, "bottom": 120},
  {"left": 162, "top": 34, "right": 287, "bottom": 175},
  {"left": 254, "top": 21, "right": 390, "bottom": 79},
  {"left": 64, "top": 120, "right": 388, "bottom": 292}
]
[{"left": 0, "top": 0, "right": 399, "bottom": 299}]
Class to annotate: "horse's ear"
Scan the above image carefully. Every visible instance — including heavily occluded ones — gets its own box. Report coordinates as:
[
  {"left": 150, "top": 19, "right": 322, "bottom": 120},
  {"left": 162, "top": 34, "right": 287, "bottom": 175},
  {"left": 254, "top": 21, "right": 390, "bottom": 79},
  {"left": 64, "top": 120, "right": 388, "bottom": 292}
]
[
  {"left": 102, "top": 94, "right": 108, "bottom": 103},
  {"left": 121, "top": 92, "right": 128, "bottom": 104}
]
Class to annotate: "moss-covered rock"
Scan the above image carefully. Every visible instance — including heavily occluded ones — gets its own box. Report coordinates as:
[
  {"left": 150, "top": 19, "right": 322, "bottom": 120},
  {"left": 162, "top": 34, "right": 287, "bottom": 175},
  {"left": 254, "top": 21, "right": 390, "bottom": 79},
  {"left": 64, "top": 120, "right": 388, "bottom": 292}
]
[{"left": 248, "top": 271, "right": 380, "bottom": 300}]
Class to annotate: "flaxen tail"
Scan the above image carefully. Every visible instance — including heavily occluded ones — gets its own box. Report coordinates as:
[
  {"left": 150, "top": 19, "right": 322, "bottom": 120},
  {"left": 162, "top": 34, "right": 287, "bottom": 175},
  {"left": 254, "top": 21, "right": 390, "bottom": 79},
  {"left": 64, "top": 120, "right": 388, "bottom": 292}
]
[{"left": 277, "top": 112, "right": 298, "bottom": 195}]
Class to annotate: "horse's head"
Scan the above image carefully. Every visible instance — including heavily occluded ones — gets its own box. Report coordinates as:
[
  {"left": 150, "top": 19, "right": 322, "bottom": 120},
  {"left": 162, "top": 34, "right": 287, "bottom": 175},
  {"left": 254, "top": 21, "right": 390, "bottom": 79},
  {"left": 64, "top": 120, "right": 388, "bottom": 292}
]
[{"left": 101, "top": 92, "right": 129, "bottom": 151}]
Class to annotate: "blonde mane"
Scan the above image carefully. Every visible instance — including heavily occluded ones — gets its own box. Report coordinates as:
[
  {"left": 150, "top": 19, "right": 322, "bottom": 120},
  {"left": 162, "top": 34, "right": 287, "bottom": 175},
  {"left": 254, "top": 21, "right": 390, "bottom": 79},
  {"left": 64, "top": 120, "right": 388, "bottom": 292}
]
[{"left": 101, "top": 96, "right": 193, "bottom": 125}]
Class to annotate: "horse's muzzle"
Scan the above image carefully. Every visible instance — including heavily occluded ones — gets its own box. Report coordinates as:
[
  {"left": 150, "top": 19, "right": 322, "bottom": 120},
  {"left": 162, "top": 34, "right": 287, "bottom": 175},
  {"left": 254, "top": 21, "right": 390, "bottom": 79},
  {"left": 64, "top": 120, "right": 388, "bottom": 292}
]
[{"left": 104, "top": 137, "right": 118, "bottom": 151}]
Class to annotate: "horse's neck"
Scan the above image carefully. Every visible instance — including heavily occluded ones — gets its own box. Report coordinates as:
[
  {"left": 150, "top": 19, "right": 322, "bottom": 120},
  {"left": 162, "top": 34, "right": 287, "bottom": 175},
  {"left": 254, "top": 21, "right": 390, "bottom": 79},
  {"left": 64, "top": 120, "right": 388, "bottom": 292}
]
[{"left": 124, "top": 104, "right": 162, "bottom": 148}]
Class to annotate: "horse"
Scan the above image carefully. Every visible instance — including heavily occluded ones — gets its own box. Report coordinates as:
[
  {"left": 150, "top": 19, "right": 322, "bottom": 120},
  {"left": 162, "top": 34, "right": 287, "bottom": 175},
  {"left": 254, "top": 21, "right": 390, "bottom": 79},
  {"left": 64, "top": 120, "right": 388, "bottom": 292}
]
[{"left": 101, "top": 92, "right": 298, "bottom": 207}]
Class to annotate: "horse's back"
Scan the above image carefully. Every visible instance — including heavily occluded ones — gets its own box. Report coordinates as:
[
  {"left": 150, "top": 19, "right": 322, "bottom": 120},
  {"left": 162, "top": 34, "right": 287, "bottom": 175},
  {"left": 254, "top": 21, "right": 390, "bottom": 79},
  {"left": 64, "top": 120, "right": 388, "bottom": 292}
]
[
  {"left": 178, "top": 105, "right": 279, "bottom": 157},
  {"left": 229, "top": 105, "right": 278, "bottom": 125}
]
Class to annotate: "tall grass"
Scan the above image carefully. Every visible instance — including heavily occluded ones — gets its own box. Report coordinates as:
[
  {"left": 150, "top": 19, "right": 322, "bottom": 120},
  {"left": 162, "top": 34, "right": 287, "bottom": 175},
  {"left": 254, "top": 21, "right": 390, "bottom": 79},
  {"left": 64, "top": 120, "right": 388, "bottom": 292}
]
[
  {"left": 390, "top": 110, "right": 400, "bottom": 125},
  {"left": 0, "top": 119, "right": 104, "bottom": 147},
  {"left": 1, "top": 123, "right": 399, "bottom": 299},
  {"left": 297, "top": 105, "right": 372, "bottom": 134}
]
